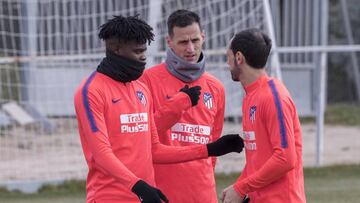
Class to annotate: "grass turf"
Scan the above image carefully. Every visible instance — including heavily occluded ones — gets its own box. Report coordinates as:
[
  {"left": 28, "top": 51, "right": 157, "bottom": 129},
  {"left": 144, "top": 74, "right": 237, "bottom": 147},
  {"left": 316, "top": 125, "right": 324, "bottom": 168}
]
[
  {"left": 300, "top": 103, "right": 360, "bottom": 126},
  {"left": 1, "top": 165, "right": 359, "bottom": 203}
]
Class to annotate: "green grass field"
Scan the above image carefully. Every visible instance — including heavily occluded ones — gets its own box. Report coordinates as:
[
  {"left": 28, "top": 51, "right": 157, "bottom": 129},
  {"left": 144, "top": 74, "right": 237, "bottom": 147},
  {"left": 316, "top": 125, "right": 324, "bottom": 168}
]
[
  {"left": 300, "top": 103, "right": 360, "bottom": 126},
  {"left": 1, "top": 165, "right": 359, "bottom": 203}
]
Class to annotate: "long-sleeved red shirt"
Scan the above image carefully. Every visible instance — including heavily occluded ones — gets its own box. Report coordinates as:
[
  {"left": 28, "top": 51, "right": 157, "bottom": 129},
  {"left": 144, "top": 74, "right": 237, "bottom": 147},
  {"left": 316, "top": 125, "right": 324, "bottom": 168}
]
[
  {"left": 233, "top": 75, "right": 306, "bottom": 203},
  {"left": 74, "top": 71, "right": 208, "bottom": 203},
  {"left": 139, "top": 63, "right": 225, "bottom": 203}
]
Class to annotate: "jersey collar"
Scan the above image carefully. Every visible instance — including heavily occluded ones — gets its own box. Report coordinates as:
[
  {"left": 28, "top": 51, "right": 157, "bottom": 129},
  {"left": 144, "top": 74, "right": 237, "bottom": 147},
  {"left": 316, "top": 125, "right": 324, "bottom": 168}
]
[{"left": 244, "top": 75, "right": 269, "bottom": 94}]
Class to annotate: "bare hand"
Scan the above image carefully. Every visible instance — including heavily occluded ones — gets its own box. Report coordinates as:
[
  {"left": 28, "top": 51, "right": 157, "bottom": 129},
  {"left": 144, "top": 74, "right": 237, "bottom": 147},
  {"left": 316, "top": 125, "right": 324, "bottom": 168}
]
[{"left": 220, "top": 185, "right": 244, "bottom": 203}]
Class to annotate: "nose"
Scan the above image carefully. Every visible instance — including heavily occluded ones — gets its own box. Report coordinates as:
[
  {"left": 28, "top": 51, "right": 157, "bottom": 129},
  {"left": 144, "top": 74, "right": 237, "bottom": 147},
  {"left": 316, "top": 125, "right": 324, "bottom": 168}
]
[
  {"left": 140, "top": 54, "right": 146, "bottom": 62},
  {"left": 185, "top": 42, "right": 195, "bottom": 53}
]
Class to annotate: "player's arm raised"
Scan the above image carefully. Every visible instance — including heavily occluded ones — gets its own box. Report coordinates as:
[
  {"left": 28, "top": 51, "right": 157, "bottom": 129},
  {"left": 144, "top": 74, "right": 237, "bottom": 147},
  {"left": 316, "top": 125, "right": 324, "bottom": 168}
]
[
  {"left": 148, "top": 100, "right": 244, "bottom": 163},
  {"left": 140, "top": 73, "right": 201, "bottom": 133}
]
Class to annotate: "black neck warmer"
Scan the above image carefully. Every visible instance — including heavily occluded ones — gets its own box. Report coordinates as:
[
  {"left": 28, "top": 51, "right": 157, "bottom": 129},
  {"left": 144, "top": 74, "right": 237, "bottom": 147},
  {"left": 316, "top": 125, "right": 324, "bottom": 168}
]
[{"left": 97, "top": 50, "right": 146, "bottom": 83}]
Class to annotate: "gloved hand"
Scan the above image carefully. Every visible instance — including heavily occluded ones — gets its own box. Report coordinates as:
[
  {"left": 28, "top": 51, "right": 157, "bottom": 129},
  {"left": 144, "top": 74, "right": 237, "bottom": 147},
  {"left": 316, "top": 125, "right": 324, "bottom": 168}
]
[
  {"left": 243, "top": 195, "right": 250, "bottom": 203},
  {"left": 131, "top": 180, "right": 169, "bottom": 203},
  {"left": 206, "top": 134, "right": 244, "bottom": 156},
  {"left": 180, "top": 85, "right": 201, "bottom": 106}
]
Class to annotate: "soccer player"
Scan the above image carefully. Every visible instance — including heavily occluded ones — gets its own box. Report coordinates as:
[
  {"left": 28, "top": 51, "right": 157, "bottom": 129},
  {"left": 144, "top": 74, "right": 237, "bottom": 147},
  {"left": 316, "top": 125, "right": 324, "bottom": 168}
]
[
  {"left": 220, "top": 28, "right": 306, "bottom": 203},
  {"left": 74, "top": 15, "right": 244, "bottom": 203},
  {"left": 139, "top": 10, "right": 226, "bottom": 203}
]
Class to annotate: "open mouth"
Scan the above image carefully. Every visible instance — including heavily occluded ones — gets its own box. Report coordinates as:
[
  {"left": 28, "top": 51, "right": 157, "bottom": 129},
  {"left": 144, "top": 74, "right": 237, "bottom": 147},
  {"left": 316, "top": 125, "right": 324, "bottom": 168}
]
[{"left": 184, "top": 55, "right": 196, "bottom": 61}]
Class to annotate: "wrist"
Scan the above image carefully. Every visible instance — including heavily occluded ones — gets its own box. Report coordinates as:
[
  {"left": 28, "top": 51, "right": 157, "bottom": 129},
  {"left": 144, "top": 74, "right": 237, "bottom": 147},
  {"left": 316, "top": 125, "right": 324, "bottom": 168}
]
[
  {"left": 129, "top": 177, "right": 141, "bottom": 191},
  {"left": 233, "top": 181, "right": 246, "bottom": 197},
  {"left": 131, "top": 180, "right": 146, "bottom": 195},
  {"left": 206, "top": 142, "right": 215, "bottom": 156}
]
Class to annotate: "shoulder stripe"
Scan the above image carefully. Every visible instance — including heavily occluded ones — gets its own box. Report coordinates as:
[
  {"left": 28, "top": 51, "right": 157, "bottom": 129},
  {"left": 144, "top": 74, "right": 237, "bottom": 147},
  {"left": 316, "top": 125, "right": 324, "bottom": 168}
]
[
  {"left": 82, "top": 71, "right": 98, "bottom": 132},
  {"left": 268, "top": 80, "right": 288, "bottom": 148}
]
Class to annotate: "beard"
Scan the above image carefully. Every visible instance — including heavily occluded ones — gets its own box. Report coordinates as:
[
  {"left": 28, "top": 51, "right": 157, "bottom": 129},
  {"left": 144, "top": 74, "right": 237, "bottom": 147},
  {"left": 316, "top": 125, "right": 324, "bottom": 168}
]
[
  {"left": 230, "top": 63, "right": 242, "bottom": 81},
  {"left": 231, "top": 71, "right": 239, "bottom": 81}
]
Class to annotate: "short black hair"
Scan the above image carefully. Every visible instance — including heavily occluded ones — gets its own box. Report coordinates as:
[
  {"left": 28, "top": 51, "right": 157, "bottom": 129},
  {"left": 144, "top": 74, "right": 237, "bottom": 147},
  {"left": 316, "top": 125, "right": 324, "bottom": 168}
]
[
  {"left": 167, "top": 9, "right": 201, "bottom": 36},
  {"left": 98, "top": 15, "right": 154, "bottom": 45},
  {"left": 230, "top": 28, "right": 272, "bottom": 69}
]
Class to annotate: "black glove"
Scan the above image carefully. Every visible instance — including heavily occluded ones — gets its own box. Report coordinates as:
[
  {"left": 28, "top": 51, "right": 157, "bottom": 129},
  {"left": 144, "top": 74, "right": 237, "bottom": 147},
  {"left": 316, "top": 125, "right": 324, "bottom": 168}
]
[
  {"left": 243, "top": 196, "right": 250, "bottom": 203},
  {"left": 180, "top": 85, "right": 201, "bottom": 106},
  {"left": 131, "top": 180, "right": 169, "bottom": 203},
  {"left": 206, "top": 134, "right": 244, "bottom": 156}
]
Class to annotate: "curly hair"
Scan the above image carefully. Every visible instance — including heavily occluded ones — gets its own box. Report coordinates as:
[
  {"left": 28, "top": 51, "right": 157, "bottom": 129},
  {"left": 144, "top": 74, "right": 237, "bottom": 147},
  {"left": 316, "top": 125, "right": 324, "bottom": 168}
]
[{"left": 98, "top": 15, "right": 154, "bottom": 45}]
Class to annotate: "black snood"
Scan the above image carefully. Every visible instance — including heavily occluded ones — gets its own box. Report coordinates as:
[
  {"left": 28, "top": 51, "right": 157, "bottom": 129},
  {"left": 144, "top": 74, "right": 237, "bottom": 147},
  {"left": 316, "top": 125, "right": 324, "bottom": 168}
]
[{"left": 97, "top": 50, "right": 146, "bottom": 82}]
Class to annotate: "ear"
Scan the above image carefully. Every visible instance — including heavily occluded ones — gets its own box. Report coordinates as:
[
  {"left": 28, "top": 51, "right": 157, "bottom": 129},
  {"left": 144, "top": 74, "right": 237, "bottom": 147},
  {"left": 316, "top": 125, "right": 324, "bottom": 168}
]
[
  {"left": 166, "top": 36, "right": 172, "bottom": 48},
  {"left": 201, "top": 30, "right": 205, "bottom": 41},
  {"left": 235, "top": 51, "right": 244, "bottom": 65},
  {"left": 113, "top": 44, "right": 124, "bottom": 56},
  {"left": 113, "top": 49, "right": 120, "bottom": 55}
]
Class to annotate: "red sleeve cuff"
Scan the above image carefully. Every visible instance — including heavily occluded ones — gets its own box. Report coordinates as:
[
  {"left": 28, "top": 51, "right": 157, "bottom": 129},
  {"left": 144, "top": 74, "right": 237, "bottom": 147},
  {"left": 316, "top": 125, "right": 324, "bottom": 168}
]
[
  {"left": 127, "top": 177, "right": 141, "bottom": 191},
  {"left": 202, "top": 144, "right": 209, "bottom": 157},
  {"left": 233, "top": 179, "right": 247, "bottom": 197}
]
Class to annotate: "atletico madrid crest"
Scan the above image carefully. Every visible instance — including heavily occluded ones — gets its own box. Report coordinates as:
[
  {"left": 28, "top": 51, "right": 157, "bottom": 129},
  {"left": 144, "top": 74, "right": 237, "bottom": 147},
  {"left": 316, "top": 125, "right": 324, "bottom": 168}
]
[
  {"left": 136, "top": 91, "right": 147, "bottom": 106},
  {"left": 250, "top": 106, "right": 256, "bottom": 123},
  {"left": 203, "top": 92, "right": 213, "bottom": 109}
]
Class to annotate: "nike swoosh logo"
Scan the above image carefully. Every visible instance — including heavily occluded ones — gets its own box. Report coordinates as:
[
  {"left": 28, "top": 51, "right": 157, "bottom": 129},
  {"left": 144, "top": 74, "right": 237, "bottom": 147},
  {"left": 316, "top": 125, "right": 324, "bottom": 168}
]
[{"left": 112, "top": 98, "right": 121, "bottom": 103}]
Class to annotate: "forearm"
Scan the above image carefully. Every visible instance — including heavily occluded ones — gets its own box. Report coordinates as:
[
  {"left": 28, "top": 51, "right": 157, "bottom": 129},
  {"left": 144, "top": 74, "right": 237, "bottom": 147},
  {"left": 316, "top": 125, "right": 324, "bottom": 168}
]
[
  {"left": 152, "top": 142, "right": 208, "bottom": 164},
  {"left": 154, "top": 92, "right": 191, "bottom": 132},
  {"left": 234, "top": 150, "right": 295, "bottom": 196},
  {"left": 92, "top": 146, "right": 139, "bottom": 190}
]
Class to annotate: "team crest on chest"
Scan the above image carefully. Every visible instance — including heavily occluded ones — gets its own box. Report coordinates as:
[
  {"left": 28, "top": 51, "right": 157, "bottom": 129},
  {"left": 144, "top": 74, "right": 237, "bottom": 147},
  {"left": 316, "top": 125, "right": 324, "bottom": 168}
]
[
  {"left": 136, "top": 91, "right": 147, "bottom": 106},
  {"left": 250, "top": 106, "right": 256, "bottom": 123},
  {"left": 203, "top": 92, "right": 213, "bottom": 109}
]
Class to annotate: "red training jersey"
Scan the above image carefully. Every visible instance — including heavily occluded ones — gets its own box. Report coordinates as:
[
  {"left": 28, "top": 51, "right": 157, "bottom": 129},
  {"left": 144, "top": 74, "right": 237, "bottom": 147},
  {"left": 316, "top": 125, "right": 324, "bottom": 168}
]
[
  {"left": 74, "top": 71, "right": 208, "bottom": 203},
  {"left": 233, "top": 75, "right": 306, "bottom": 203},
  {"left": 140, "top": 63, "right": 225, "bottom": 203}
]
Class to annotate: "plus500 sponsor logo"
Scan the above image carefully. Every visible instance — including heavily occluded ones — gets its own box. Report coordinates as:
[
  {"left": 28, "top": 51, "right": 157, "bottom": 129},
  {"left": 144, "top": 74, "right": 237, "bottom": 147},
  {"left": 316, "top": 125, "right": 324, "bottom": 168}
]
[
  {"left": 171, "top": 133, "right": 210, "bottom": 144},
  {"left": 170, "top": 123, "right": 211, "bottom": 144},
  {"left": 241, "top": 131, "right": 256, "bottom": 150},
  {"left": 120, "top": 113, "right": 148, "bottom": 133}
]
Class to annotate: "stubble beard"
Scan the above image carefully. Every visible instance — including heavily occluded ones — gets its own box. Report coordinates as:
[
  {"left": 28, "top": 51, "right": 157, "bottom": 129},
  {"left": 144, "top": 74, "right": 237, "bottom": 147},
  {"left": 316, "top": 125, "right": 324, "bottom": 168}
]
[{"left": 231, "top": 63, "right": 242, "bottom": 82}]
